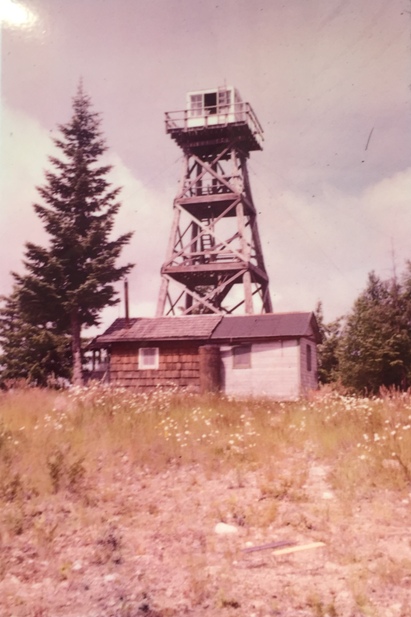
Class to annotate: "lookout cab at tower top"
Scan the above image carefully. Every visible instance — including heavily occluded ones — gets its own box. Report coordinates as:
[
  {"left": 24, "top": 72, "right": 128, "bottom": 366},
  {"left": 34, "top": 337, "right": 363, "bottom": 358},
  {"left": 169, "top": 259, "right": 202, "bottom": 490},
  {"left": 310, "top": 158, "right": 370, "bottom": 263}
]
[{"left": 165, "top": 86, "right": 264, "bottom": 154}]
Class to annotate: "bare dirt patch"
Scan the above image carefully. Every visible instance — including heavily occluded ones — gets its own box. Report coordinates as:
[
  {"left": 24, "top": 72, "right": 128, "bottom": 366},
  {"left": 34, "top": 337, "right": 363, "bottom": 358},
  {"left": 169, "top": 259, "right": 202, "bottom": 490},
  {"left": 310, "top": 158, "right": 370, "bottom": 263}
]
[{"left": 1, "top": 452, "right": 411, "bottom": 617}]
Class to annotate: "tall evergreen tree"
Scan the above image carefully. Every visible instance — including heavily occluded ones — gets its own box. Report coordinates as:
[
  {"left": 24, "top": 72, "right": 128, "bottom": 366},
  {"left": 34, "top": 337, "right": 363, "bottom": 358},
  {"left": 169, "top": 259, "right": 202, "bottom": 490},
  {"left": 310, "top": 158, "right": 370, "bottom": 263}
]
[{"left": 14, "top": 84, "right": 133, "bottom": 385}]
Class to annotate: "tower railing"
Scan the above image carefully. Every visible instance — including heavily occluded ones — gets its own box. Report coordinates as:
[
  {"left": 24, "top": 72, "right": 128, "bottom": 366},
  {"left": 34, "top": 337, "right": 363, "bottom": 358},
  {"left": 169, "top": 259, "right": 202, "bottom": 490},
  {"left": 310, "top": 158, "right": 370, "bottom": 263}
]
[{"left": 165, "top": 101, "right": 264, "bottom": 148}]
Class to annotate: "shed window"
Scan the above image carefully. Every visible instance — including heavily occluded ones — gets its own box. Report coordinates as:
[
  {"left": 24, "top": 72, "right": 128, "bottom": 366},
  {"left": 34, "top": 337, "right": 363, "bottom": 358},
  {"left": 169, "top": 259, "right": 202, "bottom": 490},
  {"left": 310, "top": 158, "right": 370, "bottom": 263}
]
[
  {"left": 138, "top": 347, "right": 159, "bottom": 370},
  {"left": 306, "top": 344, "right": 312, "bottom": 372},
  {"left": 233, "top": 344, "right": 251, "bottom": 369}
]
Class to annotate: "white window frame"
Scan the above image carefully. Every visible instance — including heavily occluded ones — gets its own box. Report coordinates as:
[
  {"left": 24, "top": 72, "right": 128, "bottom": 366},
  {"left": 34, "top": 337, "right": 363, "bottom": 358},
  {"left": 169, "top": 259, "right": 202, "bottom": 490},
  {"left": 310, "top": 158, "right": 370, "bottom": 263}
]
[
  {"left": 138, "top": 347, "right": 159, "bottom": 370},
  {"left": 218, "top": 88, "right": 231, "bottom": 113},
  {"left": 232, "top": 344, "right": 252, "bottom": 369},
  {"left": 189, "top": 94, "right": 203, "bottom": 117}
]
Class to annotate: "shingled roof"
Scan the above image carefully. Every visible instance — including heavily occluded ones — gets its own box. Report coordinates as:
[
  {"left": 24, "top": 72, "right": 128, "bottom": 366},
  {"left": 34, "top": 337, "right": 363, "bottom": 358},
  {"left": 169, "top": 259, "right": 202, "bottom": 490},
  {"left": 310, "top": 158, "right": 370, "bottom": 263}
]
[
  {"left": 211, "top": 312, "right": 321, "bottom": 342},
  {"left": 91, "top": 312, "right": 320, "bottom": 348},
  {"left": 92, "top": 315, "right": 223, "bottom": 346}
]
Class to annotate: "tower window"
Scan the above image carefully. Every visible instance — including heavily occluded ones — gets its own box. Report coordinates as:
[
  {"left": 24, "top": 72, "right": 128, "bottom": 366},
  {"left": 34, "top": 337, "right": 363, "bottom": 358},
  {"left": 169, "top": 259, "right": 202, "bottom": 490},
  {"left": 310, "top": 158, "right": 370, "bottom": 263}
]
[
  {"left": 218, "top": 89, "right": 231, "bottom": 112},
  {"left": 204, "top": 92, "right": 217, "bottom": 115},
  {"left": 190, "top": 94, "right": 203, "bottom": 117}
]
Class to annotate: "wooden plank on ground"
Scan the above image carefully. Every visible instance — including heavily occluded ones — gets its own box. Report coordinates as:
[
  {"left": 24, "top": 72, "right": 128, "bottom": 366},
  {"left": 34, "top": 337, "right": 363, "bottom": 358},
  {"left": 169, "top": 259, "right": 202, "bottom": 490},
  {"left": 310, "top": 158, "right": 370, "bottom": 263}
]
[{"left": 242, "top": 541, "right": 325, "bottom": 555}]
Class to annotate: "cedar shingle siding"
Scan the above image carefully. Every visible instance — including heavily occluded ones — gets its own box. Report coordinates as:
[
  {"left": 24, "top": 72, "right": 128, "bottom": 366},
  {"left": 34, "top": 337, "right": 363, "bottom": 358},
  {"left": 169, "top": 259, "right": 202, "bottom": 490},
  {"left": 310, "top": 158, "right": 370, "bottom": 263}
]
[{"left": 109, "top": 342, "right": 201, "bottom": 391}]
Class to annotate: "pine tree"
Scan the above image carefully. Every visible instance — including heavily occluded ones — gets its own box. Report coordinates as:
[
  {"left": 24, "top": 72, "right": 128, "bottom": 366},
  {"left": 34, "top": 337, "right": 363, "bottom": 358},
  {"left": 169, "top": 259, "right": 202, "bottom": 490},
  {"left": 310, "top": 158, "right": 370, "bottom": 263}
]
[
  {"left": 14, "top": 84, "right": 133, "bottom": 385},
  {"left": 0, "top": 290, "right": 71, "bottom": 387}
]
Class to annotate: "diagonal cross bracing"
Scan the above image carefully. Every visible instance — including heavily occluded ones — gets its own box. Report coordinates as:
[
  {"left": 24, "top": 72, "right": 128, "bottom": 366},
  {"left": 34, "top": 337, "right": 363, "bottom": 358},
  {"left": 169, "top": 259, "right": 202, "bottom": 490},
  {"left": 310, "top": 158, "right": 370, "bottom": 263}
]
[{"left": 157, "top": 112, "right": 272, "bottom": 316}]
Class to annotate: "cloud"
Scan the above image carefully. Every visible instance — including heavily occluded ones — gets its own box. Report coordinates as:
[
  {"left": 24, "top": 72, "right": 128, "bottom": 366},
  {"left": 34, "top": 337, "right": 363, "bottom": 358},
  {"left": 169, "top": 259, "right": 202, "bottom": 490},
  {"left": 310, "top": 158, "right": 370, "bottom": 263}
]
[
  {"left": 256, "top": 165, "right": 411, "bottom": 320},
  {"left": 0, "top": 104, "right": 51, "bottom": 293},
  {"left": 100, "top": 152, "right": 172, "bottom": 321}
]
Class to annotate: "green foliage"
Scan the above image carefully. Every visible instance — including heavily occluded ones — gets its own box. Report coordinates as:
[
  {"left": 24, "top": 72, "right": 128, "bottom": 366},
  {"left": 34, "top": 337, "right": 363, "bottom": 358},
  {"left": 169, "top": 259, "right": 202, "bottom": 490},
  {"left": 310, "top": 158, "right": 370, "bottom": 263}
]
[
  {"left": 0, "top": 289, "right": 71, "bottom": 387},
  {"left": 10, "top": 83, "right": 133, "bottom": 385},
  {"left": 315, "top": 302, "right": 342, "bottom": 385},
  {"left": 317, "top": 266, "right": 411, "bottom": 394},
  {"left": 338, "top": 272, "right": 411, "bottom": 394}
]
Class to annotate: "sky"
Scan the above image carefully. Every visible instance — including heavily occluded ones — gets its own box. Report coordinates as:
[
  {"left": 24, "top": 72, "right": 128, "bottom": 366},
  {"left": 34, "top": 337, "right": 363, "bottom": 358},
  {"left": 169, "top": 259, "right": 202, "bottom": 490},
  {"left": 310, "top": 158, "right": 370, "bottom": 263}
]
[{"left": 1, "top": 0, "right": 410, "bottom": 332}]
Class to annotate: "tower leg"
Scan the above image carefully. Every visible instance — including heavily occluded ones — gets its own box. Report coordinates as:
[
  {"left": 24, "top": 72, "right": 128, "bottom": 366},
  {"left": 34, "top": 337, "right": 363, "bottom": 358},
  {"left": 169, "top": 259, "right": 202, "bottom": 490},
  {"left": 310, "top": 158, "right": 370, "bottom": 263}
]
[{"left": 156, "top": 278, "right": 169, "bottom": 317}]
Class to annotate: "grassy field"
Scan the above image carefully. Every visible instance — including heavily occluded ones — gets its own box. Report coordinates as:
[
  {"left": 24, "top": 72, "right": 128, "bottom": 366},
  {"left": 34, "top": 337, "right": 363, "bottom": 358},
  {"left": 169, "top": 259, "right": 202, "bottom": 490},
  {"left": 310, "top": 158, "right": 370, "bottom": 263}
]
[{"left": 1, "top": 385, "right": 411, "bottom": 616}]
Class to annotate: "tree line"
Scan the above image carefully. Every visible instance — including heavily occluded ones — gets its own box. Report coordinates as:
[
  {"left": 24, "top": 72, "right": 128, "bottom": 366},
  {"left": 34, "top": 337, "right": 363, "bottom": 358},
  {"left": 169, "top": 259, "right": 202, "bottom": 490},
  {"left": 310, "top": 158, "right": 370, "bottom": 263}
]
[{"left": 316, "top": 267, "right": 411, "bottom": 394}]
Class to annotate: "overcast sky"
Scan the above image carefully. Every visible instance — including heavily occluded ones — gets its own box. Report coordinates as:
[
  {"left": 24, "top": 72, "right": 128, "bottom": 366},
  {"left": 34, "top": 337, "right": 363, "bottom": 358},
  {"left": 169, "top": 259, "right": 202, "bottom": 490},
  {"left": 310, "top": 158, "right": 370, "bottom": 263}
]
[{"left": 1, "top": 0, "right": 410, "bottom": 331}]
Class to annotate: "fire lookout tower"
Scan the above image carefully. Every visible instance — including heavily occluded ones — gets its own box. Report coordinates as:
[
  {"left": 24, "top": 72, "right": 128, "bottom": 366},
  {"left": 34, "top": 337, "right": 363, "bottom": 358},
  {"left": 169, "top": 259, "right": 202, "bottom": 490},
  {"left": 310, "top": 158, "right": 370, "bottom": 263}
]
[{"left": 156, "top": 86, "right": 273, "bottom": 316}]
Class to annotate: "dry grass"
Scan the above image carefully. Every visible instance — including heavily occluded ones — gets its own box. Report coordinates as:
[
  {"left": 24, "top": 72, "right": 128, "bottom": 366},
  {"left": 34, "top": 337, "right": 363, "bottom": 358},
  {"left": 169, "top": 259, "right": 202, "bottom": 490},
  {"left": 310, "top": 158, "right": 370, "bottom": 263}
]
[
  {"left": 1, "top": 385, "right": 411, "bottom": 616},
  {"left": 2, "top": 384, "right": 411, "bottom": 497}
]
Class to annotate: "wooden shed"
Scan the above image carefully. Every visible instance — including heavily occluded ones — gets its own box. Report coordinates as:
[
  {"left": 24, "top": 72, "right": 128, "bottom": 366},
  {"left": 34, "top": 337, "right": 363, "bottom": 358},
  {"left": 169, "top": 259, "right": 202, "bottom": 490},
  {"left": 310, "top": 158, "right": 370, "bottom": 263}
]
[{"left": 90, "top": 312, "right": 321, "bottom": 400}]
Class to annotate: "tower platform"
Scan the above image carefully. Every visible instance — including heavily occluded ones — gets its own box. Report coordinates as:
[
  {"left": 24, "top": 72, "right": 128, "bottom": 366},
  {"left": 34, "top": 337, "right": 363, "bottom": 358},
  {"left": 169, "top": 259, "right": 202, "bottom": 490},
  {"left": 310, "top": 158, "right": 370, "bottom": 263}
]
[{"left": 165, "top": 86, "right": 263, "bottom": 155}]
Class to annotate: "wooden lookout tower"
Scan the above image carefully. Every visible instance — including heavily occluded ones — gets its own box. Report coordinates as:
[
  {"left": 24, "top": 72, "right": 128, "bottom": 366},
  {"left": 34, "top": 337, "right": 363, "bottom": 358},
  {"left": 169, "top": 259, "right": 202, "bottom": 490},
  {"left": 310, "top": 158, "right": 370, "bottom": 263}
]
[{"left": 156, "top": 86, "right": 273, "bottom": 316}]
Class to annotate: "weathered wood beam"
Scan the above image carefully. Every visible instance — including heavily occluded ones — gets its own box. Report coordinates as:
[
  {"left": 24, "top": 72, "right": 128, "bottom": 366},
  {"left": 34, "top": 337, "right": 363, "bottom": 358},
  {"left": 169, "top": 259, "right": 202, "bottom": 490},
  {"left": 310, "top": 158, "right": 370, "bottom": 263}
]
[
  {"left": 182, "top": 146, "right": 230, "bottom": 196},
  {"left": 162, "top": 200, "right": 244, "bottom": 269},
  {"left": 162, "top": 274, "right": 224, "bottom": 315}
]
